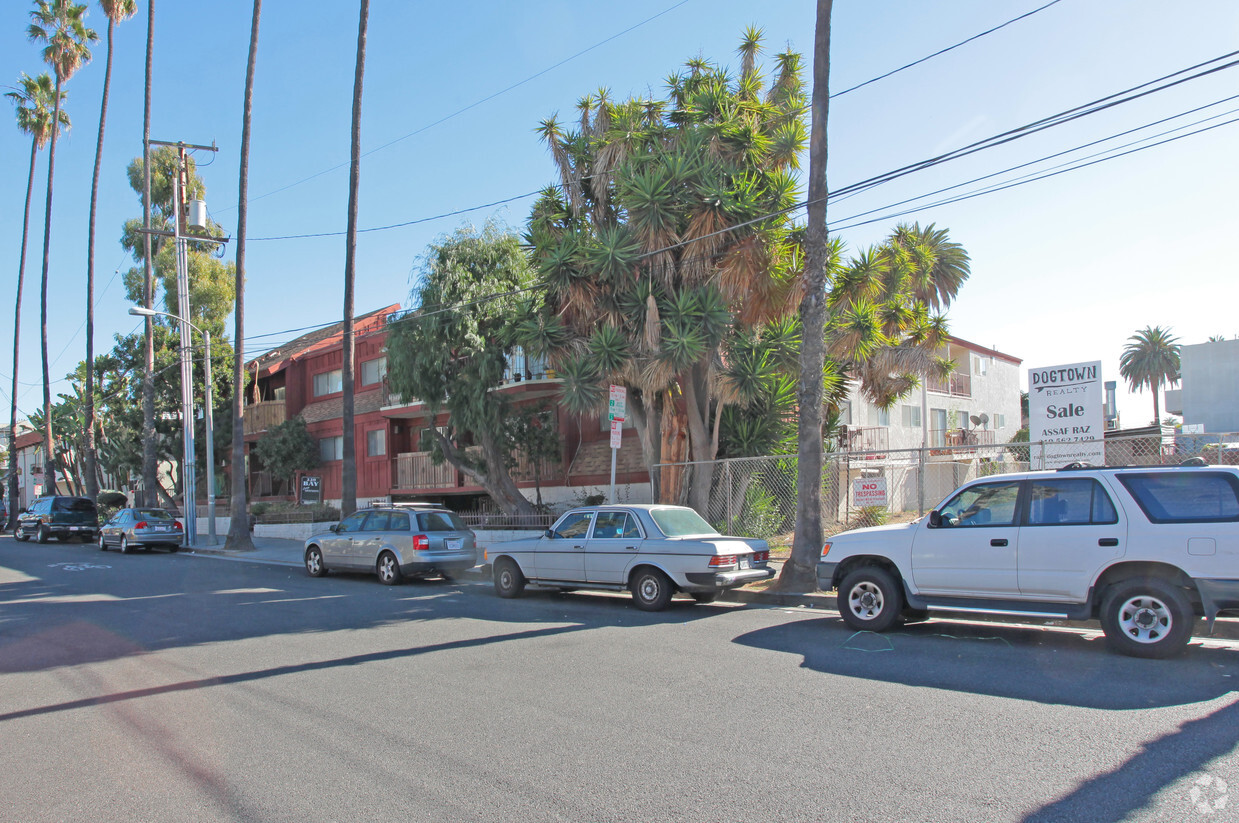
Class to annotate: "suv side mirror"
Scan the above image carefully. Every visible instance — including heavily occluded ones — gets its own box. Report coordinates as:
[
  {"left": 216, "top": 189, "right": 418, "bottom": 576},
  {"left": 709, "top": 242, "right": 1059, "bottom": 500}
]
[{"left": 928, "top": 510, "right": 942, "bottom": 528}]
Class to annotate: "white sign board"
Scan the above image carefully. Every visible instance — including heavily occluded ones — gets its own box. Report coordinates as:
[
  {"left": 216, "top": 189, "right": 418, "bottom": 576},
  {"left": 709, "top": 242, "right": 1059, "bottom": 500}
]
[
  {"left": 1181, "top": 423, "right": 1205, "bottom": 434},
  {"left": 852, "top": 477, "right": 888, "bottom": 508},
  {"left": 608, "top": 385, "right": 626, "bottom": 422},
  {"left": 610, "top": 419, "right": 623, "bottom": 449},
  {"left": 1028, "top": 360, "right": 1104, "bottom": 469}
]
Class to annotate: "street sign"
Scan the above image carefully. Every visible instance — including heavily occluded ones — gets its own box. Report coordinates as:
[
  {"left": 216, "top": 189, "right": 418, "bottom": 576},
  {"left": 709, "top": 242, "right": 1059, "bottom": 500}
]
[
  {"left": 610, "top": 419, "right": 623, "bottom": 449},
  {"left": 608, "top": 385, "right": 626, "bottom": 422},
  {"left": 300, "top": 474, "right": 322, "bottom": 504},
  {"left": 853, "top": 477, "right": 888, "bottom": 508}
]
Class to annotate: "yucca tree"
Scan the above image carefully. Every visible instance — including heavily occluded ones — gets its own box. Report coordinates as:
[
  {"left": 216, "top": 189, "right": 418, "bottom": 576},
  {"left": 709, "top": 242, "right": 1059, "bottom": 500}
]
[
  {"left": 1119, "top": 326, "right": 1180, "bottom": 424},
  {"left": 82, "top": 0, "right": 136, "bottom": 502},
  {"left": 524, "top": 30, "right": 810, "bottom": 514},
  {"left": 5, "top": 72, "right": 68, "bottom": 528},
  {"left": 29, "top": 0, "right": 97, "bottom": 495}
]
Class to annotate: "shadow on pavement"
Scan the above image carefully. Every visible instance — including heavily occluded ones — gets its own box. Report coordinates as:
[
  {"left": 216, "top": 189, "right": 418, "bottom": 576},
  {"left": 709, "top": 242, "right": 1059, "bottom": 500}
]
[{"left": 732, "top": 614, "right": 1239, "bottom": 710}]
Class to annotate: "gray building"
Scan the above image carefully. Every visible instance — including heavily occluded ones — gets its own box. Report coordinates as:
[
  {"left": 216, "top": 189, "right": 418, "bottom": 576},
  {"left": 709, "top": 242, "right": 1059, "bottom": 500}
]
[{"left": 1164, "top": 338, "right": 1239, "bottom": 433}]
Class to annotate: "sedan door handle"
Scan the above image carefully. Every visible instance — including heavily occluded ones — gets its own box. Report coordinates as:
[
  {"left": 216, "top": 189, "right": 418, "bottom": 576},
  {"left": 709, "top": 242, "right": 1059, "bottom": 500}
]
[
  {"left": 624, "top": 545, "right": 638, "bottom": 551},
  {"left": 572, "top": 544, "right": 585, "bottom": 550},
  {"left": 1098, "top": 538, "right": 1119, "bottom": 547},
  {"left": 991, "top": 538, "right": 1008, "bottom": 547}
]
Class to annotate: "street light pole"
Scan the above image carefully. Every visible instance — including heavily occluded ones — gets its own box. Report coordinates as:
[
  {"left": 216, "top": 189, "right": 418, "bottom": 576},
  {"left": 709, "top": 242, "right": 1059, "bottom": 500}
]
[{"left": 129, "top": 305, "right": 216, "bottom": 545}]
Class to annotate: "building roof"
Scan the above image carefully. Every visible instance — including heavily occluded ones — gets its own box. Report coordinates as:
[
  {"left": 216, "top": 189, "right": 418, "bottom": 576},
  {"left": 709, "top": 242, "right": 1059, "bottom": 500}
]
[
  {"left": 947, "top": 335, "right": 1022, "bottom": 365},
  {"left": 247, "top": 304, "right": 401, "bottom": 379},
  {"left": 12, "top": 430, "right": 43, "bottom": 450}
]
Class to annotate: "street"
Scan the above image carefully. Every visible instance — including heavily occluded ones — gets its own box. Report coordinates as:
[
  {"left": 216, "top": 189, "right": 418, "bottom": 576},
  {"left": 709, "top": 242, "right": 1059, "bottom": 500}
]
[{"left": 1, "top": 534, "right": 1237, "bottom": 822}]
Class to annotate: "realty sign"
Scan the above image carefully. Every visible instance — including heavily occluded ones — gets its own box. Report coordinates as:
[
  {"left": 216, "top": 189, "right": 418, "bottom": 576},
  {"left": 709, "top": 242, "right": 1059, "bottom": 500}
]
[
  {"left": 852, "top": 477, "right": 888, "bottom": 508},
  {"left": 1028, "top": 360, "right": 1104, "bottom": 469}
]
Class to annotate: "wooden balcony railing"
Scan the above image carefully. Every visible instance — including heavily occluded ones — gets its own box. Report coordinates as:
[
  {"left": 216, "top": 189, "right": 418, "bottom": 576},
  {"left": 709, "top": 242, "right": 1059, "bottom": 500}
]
[
  {"left": 393, "top": 451, "right": 457, "bottom": 490},
  {"left": 244, "top": 400, "right": 286, "bottom": 435}
]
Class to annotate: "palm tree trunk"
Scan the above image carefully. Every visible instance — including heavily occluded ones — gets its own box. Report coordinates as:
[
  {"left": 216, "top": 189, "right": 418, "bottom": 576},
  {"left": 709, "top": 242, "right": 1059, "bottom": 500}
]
[
  {"left": 683, "top": 365, "right": 715, "bottom": 516},
  {"left": 226, "top": 0, "right": 262, "bottom": 551},
  {"left": 84, "top": 18, "right": 118, "bottom": 502},
  {"left": 340, "top": 0, "right": 370, "bottom": 517},
  {"left": 141, "top": 0, "right": 158, "bottom": 507},
  {"left": 38, "top": 81, "right": 64, "bottom": 497},
  {"left": 7, "top": 137, "right": 38, "bottom": 528},
  {"left": 781, "top": 0, "right": 832, "bottom": 592}
]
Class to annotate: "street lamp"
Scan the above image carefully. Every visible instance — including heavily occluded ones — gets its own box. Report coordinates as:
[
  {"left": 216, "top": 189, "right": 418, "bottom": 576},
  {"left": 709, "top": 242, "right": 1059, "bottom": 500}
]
[{"left": 129, "top": 305, "right": 216, "bottom": 545}]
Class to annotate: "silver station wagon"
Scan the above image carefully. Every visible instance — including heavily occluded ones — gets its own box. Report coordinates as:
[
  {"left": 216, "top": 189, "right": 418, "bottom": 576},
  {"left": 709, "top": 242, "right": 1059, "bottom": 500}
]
[
  {"left": 304, "top": 505, "right": 477, "bottom": 585},
  {"left": 486, "top": 504, "right": 774, "bottom": 610}
]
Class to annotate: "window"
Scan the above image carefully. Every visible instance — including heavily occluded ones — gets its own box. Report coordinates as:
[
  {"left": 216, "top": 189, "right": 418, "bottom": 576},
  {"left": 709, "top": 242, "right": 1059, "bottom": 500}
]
[
  {"left": 363, "top": 512, "right": 391, "bottom": 531},
  {"left": 994, "top": 413, "right": 1006, "bottom": 429},
  {"left": 336, "top": 512, "right": 368, "bottom": 533},
  {"left": 319, "top": 436, "right": 344, "bottom": 462},
  {"left": 389, "top": 512, "right": 411, "bottom": 531},
  {"left": 313, "top": 368, "right": 343, "bottom": 397},
  {"left": 367, "top": 429, "right": 386, "bottom": 457},
  {"left": 552, "top": 512, "right": 594, "bottom": 538},
  {"left": 592, "top": 512, "right": 639, "bottom": 540},
  {"left": 651, "top": 507, "right": 719, "bottom": 537},
  {"left": 419, "top": 511, "right": 465, "bottom": 532},
  {"left": 957, "top": 409, "right": 970, "bottom": 429},
  {"left": 838, "top": 400, "right": 852, "bottom": 426},
  {"left": 936, "top": 481, "right": 1021, "bottom": 527},
  {"left": 1119, "top": 471, "right": 1239, "bottom": 523},
  {"left": 361, "top": 356, "right": 387, "bottom": 386},
  {"left": 900, "top": 404, "right": 922, "bottom": 428},
  {"left": 974, "top": 355, "right": 989, "bottom": 375},
  {"left": 869, "top": 407, "right": 890, "bottom": 427},
  {"left": 1028, "top": 478, "right": 1118, "bottom": 525}
]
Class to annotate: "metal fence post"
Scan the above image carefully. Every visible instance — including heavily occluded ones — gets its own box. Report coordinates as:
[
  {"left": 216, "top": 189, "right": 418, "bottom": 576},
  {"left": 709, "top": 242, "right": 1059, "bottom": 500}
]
[
  {"left": 917, "top": 444, "right": 926, "bottom": 516},
  {"left": 725, "top": 459, "right": 733, "bottom": 531}
]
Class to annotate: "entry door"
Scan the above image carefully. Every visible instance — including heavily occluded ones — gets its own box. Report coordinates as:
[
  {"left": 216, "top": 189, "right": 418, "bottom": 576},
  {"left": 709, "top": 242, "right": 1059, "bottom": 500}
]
[
  {"left": 911, "top": 480, "right": 1022, "bottom": 597},
  {"left": 585, "top": 511, "right": 643, "bottom": 584},
  {"left": 1017, "top": 477, "right": 1126, "bottom": 601},
  {"left": 534, "top": 512, "right": 591, "bottom": 582}
]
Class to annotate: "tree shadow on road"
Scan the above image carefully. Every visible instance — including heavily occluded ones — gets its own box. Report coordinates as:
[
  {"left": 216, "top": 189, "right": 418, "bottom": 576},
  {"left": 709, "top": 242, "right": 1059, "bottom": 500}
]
[{"left": 732, "top": 614, "right": 1239, "bottom": 710}]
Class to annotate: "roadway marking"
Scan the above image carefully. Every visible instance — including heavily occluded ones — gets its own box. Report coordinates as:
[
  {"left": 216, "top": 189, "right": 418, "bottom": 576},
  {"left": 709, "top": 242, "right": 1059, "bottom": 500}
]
[{"left": 46, "top": 562, "right": 111, "bottom": 572}]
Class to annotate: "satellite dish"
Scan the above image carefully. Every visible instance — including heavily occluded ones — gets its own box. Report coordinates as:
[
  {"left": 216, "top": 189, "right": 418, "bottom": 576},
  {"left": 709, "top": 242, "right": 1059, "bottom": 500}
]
[
  {"left": 979, "top": 413, "right": 989, "bottom": 424},
  {"left": 969, "top": 415, "right": 983, "bottom": 428}
]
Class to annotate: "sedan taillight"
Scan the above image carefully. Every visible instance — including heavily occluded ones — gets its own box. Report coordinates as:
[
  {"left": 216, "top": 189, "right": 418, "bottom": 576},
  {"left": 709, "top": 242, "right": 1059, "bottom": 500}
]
[
  {"left": 413, "top": 534, "right": 430, "bottom": 551},
  {"left": 709, "top": 555, "right": 738, "bottom": 568},
  {"left": 753, "top": 550, "right": 769, "bottom": 562},
  {"left": 135, "top": 521, "right": 147, "bottom": 530},
  {"left": 174, "top": 520, "right": 183, "bottom": 529}
]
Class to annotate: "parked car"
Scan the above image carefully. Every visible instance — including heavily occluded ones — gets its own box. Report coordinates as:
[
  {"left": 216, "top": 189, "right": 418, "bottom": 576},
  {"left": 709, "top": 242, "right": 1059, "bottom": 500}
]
[
  {"left": 15, "top": 495, "right": 99, "bottom": 543},
  {"left": 817, "top": 463, "right": 1239, "bottom": 658},
  {"left": 98, "top": 508, "right": 184, "bottom": 553},
  {"left": 303, "top": 505, "right": 477, "bottom": 585},
  {"left": 485, "top": 504, "right": 774, "bottom": 611}
]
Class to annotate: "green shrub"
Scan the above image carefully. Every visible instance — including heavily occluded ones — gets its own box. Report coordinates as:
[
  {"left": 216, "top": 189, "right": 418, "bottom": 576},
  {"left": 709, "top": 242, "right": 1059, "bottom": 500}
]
[{"left": 250, "top": 502, "right": 271, "bottom": 516}]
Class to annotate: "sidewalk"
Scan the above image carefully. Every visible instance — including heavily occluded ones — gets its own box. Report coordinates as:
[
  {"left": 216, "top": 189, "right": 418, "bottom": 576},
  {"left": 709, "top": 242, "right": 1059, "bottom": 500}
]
[{"left": 184, "top": 537, "right": 1239, "bottom": 643}]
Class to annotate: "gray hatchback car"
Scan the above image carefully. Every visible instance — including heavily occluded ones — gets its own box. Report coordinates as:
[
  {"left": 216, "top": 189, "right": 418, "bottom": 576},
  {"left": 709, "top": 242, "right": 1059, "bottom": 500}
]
[{"left": 304, "top": 505, "right": 477, "bottom": 585}]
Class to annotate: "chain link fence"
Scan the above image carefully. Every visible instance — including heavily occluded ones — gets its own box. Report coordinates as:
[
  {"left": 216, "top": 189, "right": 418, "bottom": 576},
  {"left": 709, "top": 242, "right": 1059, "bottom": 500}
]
[{"left": 656, "top": 431, "right": 1239, "bottom": 545}]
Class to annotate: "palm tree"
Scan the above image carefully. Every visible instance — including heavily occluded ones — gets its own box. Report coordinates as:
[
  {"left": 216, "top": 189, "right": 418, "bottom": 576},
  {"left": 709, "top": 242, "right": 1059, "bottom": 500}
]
[
  {"left": 83, "top": 0, "right": 136, "bottom": 501},
  {"left": 1119, "top": 326, "right": 1180, "bottom": 424},
  {"left": 340, "top": 0, "right": 370, "bottom": 517},
  {"left": 28, "top": 0, "right": 97, "bottom": 495},
  {"left": 226, "top": 0, "right": 261, "bottom": 551},
  {"left": 5, "top": 72, "right": 68, "bottom": 528}
]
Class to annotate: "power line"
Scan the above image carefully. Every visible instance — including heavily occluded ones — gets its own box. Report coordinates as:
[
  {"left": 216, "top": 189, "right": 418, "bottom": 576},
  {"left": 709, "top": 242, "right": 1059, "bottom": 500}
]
[{"left": 832, "top": 0, "right": 1065, "bottom": 98}]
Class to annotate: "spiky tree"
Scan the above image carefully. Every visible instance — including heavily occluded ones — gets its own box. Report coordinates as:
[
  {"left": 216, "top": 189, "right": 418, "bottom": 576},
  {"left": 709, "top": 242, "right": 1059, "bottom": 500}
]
[
  {"left": 226, "top": 0, "right": 261, "bottom": 551},
  {"left": 28, "top": 0, "right": 97, "bottom": 495},
  {"left": 83, "top": 0, "right": 136, "bottom": 501},
  {"left": 523, "top": 30, "right": 810, "bottom": 515},
  {"left": 1119, "top": 326, "right": 1180, "bottom": 424},
  {"left": 5, "top": 72, "right": 68, "bottom": 528}
]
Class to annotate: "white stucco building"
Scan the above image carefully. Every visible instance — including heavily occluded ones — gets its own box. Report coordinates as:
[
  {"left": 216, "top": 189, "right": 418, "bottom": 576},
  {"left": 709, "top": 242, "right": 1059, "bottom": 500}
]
[{"left": 1164, "top": 338, "right": 1239, "bottom": 433}]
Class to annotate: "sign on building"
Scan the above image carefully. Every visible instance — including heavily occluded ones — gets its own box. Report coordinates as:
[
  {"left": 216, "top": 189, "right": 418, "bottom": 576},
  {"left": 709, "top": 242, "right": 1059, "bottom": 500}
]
[
  {"left": 852, "top": 477, "right": 888, "bottom": 508},
  {"left": 300, "top": 474, "right": 322, "bottom": 505},
  {"left": 1028, "top": 360, "right": 1104, "bottom": 469}
]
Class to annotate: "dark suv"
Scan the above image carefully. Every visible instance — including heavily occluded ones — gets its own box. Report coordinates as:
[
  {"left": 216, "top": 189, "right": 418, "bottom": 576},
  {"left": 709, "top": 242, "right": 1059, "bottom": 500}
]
[{"left": 16, "top": 496, "right": 99, "bottom": 543}]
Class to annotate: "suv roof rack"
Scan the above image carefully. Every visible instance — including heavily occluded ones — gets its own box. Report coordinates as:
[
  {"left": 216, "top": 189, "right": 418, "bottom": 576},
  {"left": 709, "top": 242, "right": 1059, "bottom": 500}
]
[{"left": 1057, "top": 462, "right": 1099, "bottom": 471}]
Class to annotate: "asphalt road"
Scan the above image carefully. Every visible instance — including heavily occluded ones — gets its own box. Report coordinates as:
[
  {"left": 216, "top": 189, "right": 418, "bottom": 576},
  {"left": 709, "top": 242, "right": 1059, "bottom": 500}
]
[{"left": 2, "top": 535, "right": 1237, "bottom": 823}]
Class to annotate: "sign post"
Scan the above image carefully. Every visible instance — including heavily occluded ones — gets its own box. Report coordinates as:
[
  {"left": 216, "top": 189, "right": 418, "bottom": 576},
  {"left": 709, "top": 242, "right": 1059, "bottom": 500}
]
[
  {"left": 608, "top": 385, "right": 626, "bottom": 503},
  {"left": 1028, "top": 360, "right": 1105, "bottom": 469}
]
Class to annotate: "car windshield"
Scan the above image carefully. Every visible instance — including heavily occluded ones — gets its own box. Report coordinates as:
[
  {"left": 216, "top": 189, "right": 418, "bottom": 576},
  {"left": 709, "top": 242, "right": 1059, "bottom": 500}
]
[
  {"left": 650, "top": 507, "right": 719, "bottom": 537},
  {"left": 136, "top": 509, "right": 175, "bottom": 521}
]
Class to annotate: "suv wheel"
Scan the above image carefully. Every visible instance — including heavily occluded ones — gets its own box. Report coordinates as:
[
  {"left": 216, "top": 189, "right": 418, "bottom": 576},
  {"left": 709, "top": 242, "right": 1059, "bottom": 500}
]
[
  {"left": 1100, "top": 577, "right": 1193, "bottom": 658},
  {"left": 630, "top": 568, "right": 674, "bottom": 611},
  {"left": 15, "top": 526, "right": 29, "bottom": 542},
  {"left": 838, "top": 567, "right": 904, "bottom": 632},
  {"left": 36, "top": 524, "right": 50, "bottom": 544}
]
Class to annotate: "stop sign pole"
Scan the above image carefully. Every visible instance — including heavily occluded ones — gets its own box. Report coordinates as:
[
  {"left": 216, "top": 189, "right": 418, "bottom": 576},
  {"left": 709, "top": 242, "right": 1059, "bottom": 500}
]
[{"left": 608, "top": 385, "right": 626, "bottom": 503}]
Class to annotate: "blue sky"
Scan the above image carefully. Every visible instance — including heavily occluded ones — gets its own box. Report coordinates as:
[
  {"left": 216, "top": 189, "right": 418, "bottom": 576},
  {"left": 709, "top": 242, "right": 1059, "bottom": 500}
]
[{"left": 1, "top": 0, "right": 1237, "bottom": 429}]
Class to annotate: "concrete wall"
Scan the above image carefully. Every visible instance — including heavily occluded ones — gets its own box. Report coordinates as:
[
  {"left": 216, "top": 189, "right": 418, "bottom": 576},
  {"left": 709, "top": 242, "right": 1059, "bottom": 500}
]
[{"left": 1178, "top": 339, "right": 1239, "bottom": 432}]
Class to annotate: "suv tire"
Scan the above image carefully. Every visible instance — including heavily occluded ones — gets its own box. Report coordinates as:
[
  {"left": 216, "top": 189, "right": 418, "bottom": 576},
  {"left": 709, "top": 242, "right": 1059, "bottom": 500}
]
[
  {"left": 36, "top": 525, "right": 50, "bottom": 544},
  {"left": 838, "top": 567, "right": 904, "bottom": 632},
  {"left": 1100, "top": 577, "right": 1193, "bottom": 659}
]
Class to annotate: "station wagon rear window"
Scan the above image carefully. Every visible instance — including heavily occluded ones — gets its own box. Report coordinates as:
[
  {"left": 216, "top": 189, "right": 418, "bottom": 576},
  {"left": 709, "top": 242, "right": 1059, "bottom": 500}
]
[
  {"left": 419, "top": 512, "right": 465, "bottom": 532},
  {"left": 1118, "top": 471, "right": 1239, "bottom": 523}
]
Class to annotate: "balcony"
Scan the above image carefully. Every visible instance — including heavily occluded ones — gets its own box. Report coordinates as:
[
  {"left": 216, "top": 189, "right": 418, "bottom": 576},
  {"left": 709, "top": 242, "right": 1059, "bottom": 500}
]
[
  {"left": 244, "top": 400, "right": 286, "bottom": 435},
  {"left": 841, "top": 426, "right": 888, "bottom": 452},
  {"left": 926, "top": 371, "right": 972, "bottom": 398},
  {"left": 393, "top": 451, "right": 458, "bottom": 490},
  {"left": 929, "top": 428, "right": 996, "bottom": 449}
]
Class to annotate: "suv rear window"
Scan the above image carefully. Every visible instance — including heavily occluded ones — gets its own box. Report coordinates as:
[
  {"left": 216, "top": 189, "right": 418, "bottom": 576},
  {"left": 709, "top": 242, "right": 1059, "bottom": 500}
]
[
  {"left": 1118, "top": 471, "right": 1239, "bottom": 523},
  {"left": 53, "top": 497, "right": 96, "bottom": 513}
]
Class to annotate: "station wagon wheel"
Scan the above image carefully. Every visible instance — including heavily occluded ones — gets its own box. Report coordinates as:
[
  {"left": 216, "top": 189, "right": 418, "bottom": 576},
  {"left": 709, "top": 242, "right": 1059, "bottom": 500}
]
[
  {"left": 377, "top": 551, "right": 403, "bottom": 586},
  {"left": 1100, "top": 577, "right": 1192, "bottom": 659},
  {"left": 304, "top": 545, "right": 327, "bottom": 577},
  {"left": 493, "top": 558, "right": 526, "bottom": 598},
  {"left": 837, "top": 567, "right": 904, "bottom": 632},
  {"left": 631, "top": 568, "right": 674, "bottom": 611}
]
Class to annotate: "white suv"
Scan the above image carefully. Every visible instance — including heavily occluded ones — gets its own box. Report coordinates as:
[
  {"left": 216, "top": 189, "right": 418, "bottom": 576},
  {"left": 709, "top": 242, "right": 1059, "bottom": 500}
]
[{"left": 817, "top": 464, "right": 1239, "bottom": 658}]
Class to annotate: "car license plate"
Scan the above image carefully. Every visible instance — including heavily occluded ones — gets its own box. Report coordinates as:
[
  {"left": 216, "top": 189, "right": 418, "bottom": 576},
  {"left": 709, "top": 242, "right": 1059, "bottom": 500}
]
[
  {"left": 739, "top": 558, "right": 750, "bottom": 569},
  {"left": 447, "top": 538, "right": 463, "bottom": 551}
]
